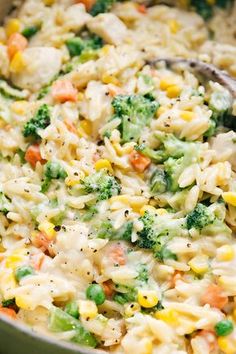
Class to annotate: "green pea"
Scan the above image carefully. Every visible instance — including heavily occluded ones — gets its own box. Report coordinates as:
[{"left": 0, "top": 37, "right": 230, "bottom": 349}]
[
  {"left": 15, "top": 265, "right": 34, "bottom": 281},
  {"left": 22, "top": 25, "right": 39, "bottom": 39},
  {"left": 215, "top": 319, "right": 234, "bottom": 336},
  {"left": 86, "top": 284, "right": 105, "bottom": 305},
  {"left": 65, "top": 301, "right": 79, "bottom": 319}
]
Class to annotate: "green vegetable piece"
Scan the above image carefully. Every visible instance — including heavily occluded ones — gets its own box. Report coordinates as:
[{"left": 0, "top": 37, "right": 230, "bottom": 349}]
[
  {"left": 0, "top": 192, "right": 11, "bottom": 215},
  {"left": 66, "top": 35, "right": 103, "bottom": 57},
  {"left": 15, "top": 265, "right": 34, "bottom": 281},
  {"left": 23, "top": 104, "right": 51, "bottom": 140},
  {"left": 41, "top": 161, "right": 67, "bottom": 193},
  {"left": 65, "top": 301, "right": 79, "bottom": 319},
  {"left": 49, "top": 307, "right": 97, "bottom": 347},
  {"left": 150, "top": 168, "right": 167, "bottom": 194},
  {"left": 112, "top": 94, "right": 159, "bottom": 143},
  {"left": 113, "top": 288, "right": 136, "bottom": 305},
  {"left": 215, "top": 320, "right": 234, "bottom": 336},
  {"left": 2, "top": 298, "right": 15, "bottom": 308},
  {"left": 90, "top": 0, "right": 116, "bottom": 16},
  {"left": 156, "top": 246, "right": 177, "bottom": 262},
  {"left": 86, "top": 284, "right": 106, "bottom": 305},
  {"left": 81, "top": 205, "right": 98, "bottom": 222},
  {"left": 22, "top": 25, "right": 39, "bottom": 38},
  {"left": 191, "top": 0, "right": 213, "bottom": 20},
  {"left": 136, "top": 264, "right": 149, "bottom": 283},
  {"left": 82, "top": 170, "right": 121, "bottom": 201},
  {"left": 186, "top": 203, "right": 215, "bottom": 230}
]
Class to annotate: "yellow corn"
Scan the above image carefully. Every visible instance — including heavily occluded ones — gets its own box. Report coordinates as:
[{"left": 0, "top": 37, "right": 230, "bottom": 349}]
[
  {"left": 137, "top": 290, "right": 158, "bottom": 308},
  {"left": 113, "top": 142, "right": 135, "bottom": 156},
  {"left": 43, "top": 0, "right": 55, "bottom": 5},
  {"left": 156, "top": 208, "right": 168, "bottom": 216},
  {"left": 77, "top": 92, "right": 84, "bottom": 101},
  {"left": 167, "top": 85, "right": 181, "bottom": 98},
  {"left": 78, "top": 300, "right": 98, "bottom": 320},
  {"left": 80, "top": 120, "right": 92, "bottom": 135},
  {"left": 188, "top": 255, "right": 209, "bottom": 274},
  {"left": 124, "top": 302, "right": 141, "bottom": 317},
  {"left": 156, "top": 106, "right": 167, "bottom": 117},
  {"left": 168, "top": 19, "right": 181, "bottom": 34},
  {"left": 155, "top": 308, "right": 179, "bottom": 325},
  {"left": 140, "top": 205, "right": 156, "bottom": 216},
  {"left": 11, "top": 100, "right": 28, "bottom": 115},
  {"left": 130, "top": 197, "right": 148, "bottom": 212},
  {"left": 160, "top": 78, "right": 177, "bottom": 91},
  {"left": 10, "top": 51, "right": 26, "bottom": 74},
  {"left": 100, "top": 45, "right": 112, "bottom": 56},
  {"left": 65, "top": 178, "right": 80, "bottom": 187},
  {"left": 95, "top": 159, "right": 113, "bottom": 173},
  {"left": 38, "top": 221, "right": 56, "bottom": 240},
  {"left": 15, "top": 295, "right": 31, "bottom": 310},
  {"left": 143, "top": 339, "right": 153, "bottom": 354},
  {"left": 5, "top": 19, "right": 21, "bottom": 37},
  {"left": 217, "top": 245, "right": 234, "bottom": 262},
  {"left": 222, "top": 192, "right": 236, "bottom": 207},
  {"left": 102, "top": 74, "right": 120, "bottom": 86},
  {"left": 5, "top": 248, "right": 26, "bottom": 269},
  {"left": 180, "top": 111, "right": 194, "bottom": 122},
  {"left": 218, "top": 337, "right": 235, "bottom": 354}
]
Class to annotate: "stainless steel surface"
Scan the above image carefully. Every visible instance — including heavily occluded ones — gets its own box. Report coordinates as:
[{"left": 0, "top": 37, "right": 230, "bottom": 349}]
[{"left": 0, "top": 0, "right": 13, "bottom": 22}]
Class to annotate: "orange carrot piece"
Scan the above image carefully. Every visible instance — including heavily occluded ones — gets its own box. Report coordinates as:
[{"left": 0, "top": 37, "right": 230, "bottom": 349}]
[
  {"left": 136, "top": 4, "right": 147, "bottom": 14},
  {"left": 52, "top": 80, "right": 77, "bottom": 103},
  {"left": 64, "top": 119, "right": 77, "bottom": 134},
  {"left": 74, "top": 0, "right": 96, "bottom": 11},
  {"left": 129, "top": 150, "right": 151, "bottom": 173},
  {"left": 201, "top": 284, "right": 228, "bottom": 310},
  {"left": 0, "top": 307, "right": 17, "bottom": 319},
  {"left": 109, "top": 243, "right": 126, "bottom": 266},
  {"left": 25, "top": 144, "right": 45, "bottom": 167},
  {"left": 32, "top": 232, "right": 54, "bottom": 257},
  {"left": 7, "top": 33, "right": 27, "bottom": 59},
  {"left": 102, "top": 280, "right": 114, "bottom": 297}
]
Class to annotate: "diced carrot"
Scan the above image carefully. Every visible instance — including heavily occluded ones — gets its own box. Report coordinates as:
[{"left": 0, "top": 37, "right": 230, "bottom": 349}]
[
  {"left": 170, "top": 271, "right": 183, "bottom": 288},
  {"left": 102, "top": 280, "right": 114, "bottom": 297},
  {"left": 74, "top": 0, "right": 96, "bottom": 11},
  {"left": 31, "top": 253, "right": 45, "bottom": 271},
  {"left": 31, "top": 232, "right": 54, "bottom": 257},
  {"left": 25, "top": 144, "right": 45, "bottom": 167},
  {"left": 107, "top": 84, "right": 125, "bottom": 98},
  {"left": 7, "top": 33, "right": 27, "bottom": 59},
  {"left": 198, "top": 330, "right": 217, "bottom": 352},
  {"left": 52, "top": 80, "right": 78, "bottom": 103},
  {"left": 64, "top": 119, "right": 77, "bottom": 134},
  {"left": 0, "top": 307, "right": 17, "bottom": 319},
  {"left": 136, "top": 4, "right": 147, "bottom": 14},
  {"left": 129, "top": 150, "right": 151, "bottom": 173},
  {"left": 109, "top": 243, "right": 126, "bottom": 266},
  {"left": 201, "top": 284, "right": 228, "bottom": 310}
]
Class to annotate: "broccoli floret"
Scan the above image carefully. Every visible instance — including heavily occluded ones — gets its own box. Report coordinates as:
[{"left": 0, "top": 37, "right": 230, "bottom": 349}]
[
  {"left": 96, "top": 219, "right": 133, "bottom": 241},
  {"left": 156, "top": 246, "right": 177, "bottom": 262},
  {"left": 113, "top": 287, "right": 137, "bottom": 305},
  {"left": 186, "top": 203, "right": 215, "bottom": 230},
  {"left": 23, "top": 104, "right": 51, "bottom": 140},
  {"left": 82, "top": 170, "right": 121, "bottom": 201},
  {"left": 164, "top": 157, "right": 185, "bottom": 193},
  {"left": 66, "top": 35, "right": 103, "bottom": 57},
  {"left": 112, "top": 94, "right": 159, "bottom": 143},
  {"left": 80, "top": 205, "right": 98, "bottom": 222},
  {"left": 22, "top": 25, "right": 40, "bottom": 39},
  {"left": 135, "top": 144, "right": 166, "bottom": 163},
  {"left": 150, "top": 168, "right": 168, "bottom": 194},
  {"left": 137, "top": 211, "right": 186, "bottom": 259},
  {"left": 90, "top": 0, "right": 116, "bottom": 16},
  {"left": 136, "top": 264, "right": 149, "bottom": 283},
  {"left": 41, "top": 161, "right": 67, "bottom": 193},
  {"left": 191, "top": 0, "right": 213, "bottom": 20}
]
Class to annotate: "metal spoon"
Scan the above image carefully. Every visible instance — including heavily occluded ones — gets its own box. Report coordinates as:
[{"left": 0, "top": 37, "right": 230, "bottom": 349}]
[{"left": 147, "top": 58, "right": 236, "bottom": 98}]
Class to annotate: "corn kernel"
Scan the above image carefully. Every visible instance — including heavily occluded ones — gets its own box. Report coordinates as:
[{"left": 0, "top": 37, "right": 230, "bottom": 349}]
[
  {"left": 78, "top": 300, "right": 98, "bottom": 320},
  {"left": 95, "top": 159, "right": 113, "bottom": 173},
  {"left": 180, "top": 111, "right": 194, "bottom": 122},
  {"left": 188, "top": 255, "right": 209, "bottom": 274},
  {"left": 124, "top": 302, "right": 141, "bottom": 317},
  {"left": 5, "top": 19, "right": 21, "bottom": 37},
  {"left": 77, "top": 92, "right": 84, "bottom": 101},
  {"left": 5, "top": 248, "right": 26, "bottom": 269},
  {"left": 156, "top": 208, "right": 168, "bottom": 216},
  {"left": 156, "top": 106, "right": 167, "bottom": 117},
  {"left": 167, "top": 85, "right": 181, "bottom": 98},
  {"left": 222, "top": 192, "right": 236, "bottom": 207},
  {"left": 65, "top": 178, "right": 80, "bottom": 187},
  {"left": 137, "top": 290, "right": 158, "bottom": 308},
  {"left": 155, "top": 308, "right": 179, "bottom": 325},
  {"left": 217, "top": 245, "right": 234, "bottom": 262},
  {"left": 143, "top": 339, "right": 153, "bottom": 354},
  {"left": 218, "top": 337, "right": 235, "bottom": 354},
  {"left": 43, "top": 0, "right": 55, "bottom": 5},
  {"left": 113, "top": 142, "right": 135, "bottom": 156},
  {"left": 160, "top": 78, "right": 177, "bottom": 91},
  {"left": 11, "top": 100, "right": 28, "bottom": 115},
  {"left": 80, "top": 120, "right": 92, "bottom": 135},
  {"left": 140, "top": 205, "right": 156, "bottom": 216},
  {"left": 15, "top": 296, "right": 30, "bottom": 310},
  {"left": 10, "top": 51, "right": 26, "bottom": 74},
  {"left": 38, "top": 221, "right": 56, "bottom": 240},
  {"left": 102, "top": 74, "right": 120, "bottom": 86},
  {"left": 168, "top": 19, "right": 181, "bottom": 34}
]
